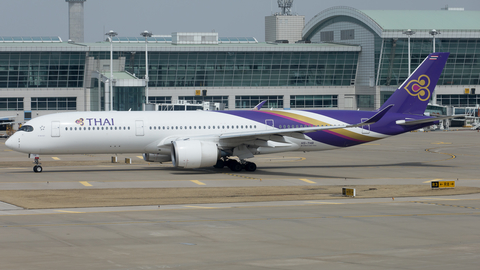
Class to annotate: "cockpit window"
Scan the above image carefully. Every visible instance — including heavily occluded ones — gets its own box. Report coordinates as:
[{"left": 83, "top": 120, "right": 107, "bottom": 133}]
[{"left": 18, "top": 125, "right": 34, "bottom": 132}]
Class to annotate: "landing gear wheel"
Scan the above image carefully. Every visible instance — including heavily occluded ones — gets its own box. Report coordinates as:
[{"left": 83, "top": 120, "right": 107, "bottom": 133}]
[
  {"left": 213, "top": 159, "right": 225, "bottom": 169},
  {"left": 33, "top": 156, "right": 42, "bottom": 173},
  {"left": 33, "top": 165, "right": 43, "bottom": 173},
  {"left": 228, "top": 160, "right": 243, "bottom": 172},
  {"left": 244, "top": 162, "right": 257, "bottom": 172}
]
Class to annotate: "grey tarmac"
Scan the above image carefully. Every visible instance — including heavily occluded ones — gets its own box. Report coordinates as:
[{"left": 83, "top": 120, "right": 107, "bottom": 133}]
[{"left": 0, "top": 130, "right": 480, "bottom": 269}]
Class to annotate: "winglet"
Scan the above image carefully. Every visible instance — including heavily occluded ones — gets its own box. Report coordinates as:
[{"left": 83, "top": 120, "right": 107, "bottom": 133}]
[
  {"left": 349, "top": 104, "right": 394, "bottom": 127},
  {"left": 253, "top": 100, "right": 267, "bottom": 110}
]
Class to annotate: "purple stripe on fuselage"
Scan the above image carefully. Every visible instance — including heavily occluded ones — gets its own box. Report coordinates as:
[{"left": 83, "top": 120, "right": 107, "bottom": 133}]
[
  {"left": 217, "top": 110, "right": 373, "bottom": 147},
  {"left": 217, "top": 110, "right": 287, "bottom": 125},
  {"left": 259, "top": 111, "right": 316, "bottom": 126},
  {"left": 304, "top": 110, "right": 374, "bottom": 125}
]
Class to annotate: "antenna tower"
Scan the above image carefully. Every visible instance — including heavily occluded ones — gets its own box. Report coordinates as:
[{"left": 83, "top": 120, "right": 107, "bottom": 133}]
[{"left": 277, "top": 0, "right": 294, "bottom": 15}]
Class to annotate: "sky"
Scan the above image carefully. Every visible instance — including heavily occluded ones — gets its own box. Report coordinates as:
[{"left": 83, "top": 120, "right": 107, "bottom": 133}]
[{"left": 1, "top": 0, "right": 479, "bottom": 43}]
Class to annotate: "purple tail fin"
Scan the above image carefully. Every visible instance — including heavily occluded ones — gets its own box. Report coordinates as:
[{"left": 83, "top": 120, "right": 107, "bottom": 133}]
[{"left": 379, "top": 52, "right": 450, "bottom": 115}]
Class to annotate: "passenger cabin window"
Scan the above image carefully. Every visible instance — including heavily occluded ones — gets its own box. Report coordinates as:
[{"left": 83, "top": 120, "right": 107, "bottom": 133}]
[{"left": 19, "top": 125, "right": 34, "bottom": 132}]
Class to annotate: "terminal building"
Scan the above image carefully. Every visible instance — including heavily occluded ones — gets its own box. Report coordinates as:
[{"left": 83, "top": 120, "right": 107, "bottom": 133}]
[{"left": 1, "top": 5, "right": 480, "bottom": 130}]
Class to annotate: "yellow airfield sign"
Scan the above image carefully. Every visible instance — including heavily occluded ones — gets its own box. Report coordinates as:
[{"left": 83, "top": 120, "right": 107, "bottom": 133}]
[{"left": 431, "top": 181, "right": 455, "bottom": 189}]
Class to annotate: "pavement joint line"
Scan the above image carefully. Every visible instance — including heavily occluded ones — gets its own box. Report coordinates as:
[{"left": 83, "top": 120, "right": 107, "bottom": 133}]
[
  {"left": 190, "top": 180, "right": 206, "bottom": 186},
  {"left": 2, "top": 211, "right": 480, "bottom": 225},
  {"left": 183, "top": 205, "right": 218, "bottom": 209},
  {"left": 2, "top": 197, "right": 480, "bottom": 217},
  {"left": 419, "top": 198, "right": 461, "bottom": 201},
  {"left": 305, "top": 201, "right": 343, "bottom": 204},
  {"left": 413, "top": 201, "right": 480, "bottom": 210},
  {"left": 55, "top": 210, "right": 85, "bottom": 214}
]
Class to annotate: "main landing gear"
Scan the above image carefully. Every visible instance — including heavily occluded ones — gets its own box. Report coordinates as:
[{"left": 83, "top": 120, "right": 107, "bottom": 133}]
[
  {"left": 213, "top": 158, "right": 257, "bottom": 172},
  {"left": 33, "top": 156, "right": 43, "bottom": 173}
]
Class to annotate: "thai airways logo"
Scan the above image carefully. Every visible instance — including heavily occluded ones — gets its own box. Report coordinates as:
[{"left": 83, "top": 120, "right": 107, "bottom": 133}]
[
  {"left": 404, "top": 75, "right": 431, "bottom": 101},
  {"left": 75, "top": 118, "right": 115, "bottom": 126},
  {"left": 75, "top": 118, "right": 85, "bottom": 126}
]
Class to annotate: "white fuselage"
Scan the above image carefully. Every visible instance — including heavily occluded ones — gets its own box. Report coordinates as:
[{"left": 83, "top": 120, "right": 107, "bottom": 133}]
[{"left": 6, "top": 110, "right": 386, "bottom": 156}]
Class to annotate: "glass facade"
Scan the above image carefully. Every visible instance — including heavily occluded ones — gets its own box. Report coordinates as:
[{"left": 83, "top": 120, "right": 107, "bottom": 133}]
[
  {"left": 356, "top": 95, "right": 374, "bottom": 108},
  {"left": 290, "top": 95, "right": 338, "bottom": 108},
  {"left": 113, "top": 87, "right": 145, "bottom": 111},
  {"left": 235, "top": 96, "right": 283, "bottom": 109},
  {"left": 0, "top": 52, "right": 85, "bottom": 88},
  {"left": 437, "top": 94, "right": 480, "bottom": 107},
  {"left": 31, "top": 97, "right": 77, "bottom": 110},
  {"left": 378, "top": 39, "right": 480, "bottom": 87},
  {"left": 91, "top": 51, "right": 359, "bottom": 88},
  {"left": 89, "top": 78, "right": 104, "bottom": 111},
  {"left": 0, "top": 97, "right": 23, "bottom": 111}
]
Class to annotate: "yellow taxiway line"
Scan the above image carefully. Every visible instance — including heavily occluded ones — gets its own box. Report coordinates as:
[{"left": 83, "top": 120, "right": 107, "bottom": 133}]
[
  {"left": 191, "top": 180, "right": 206, "bottom": 186},
  {"left": 80, "top": 181, "right": 92, "bottom": 187},
  {"left": 299, "top": 178, "right": 316, "bottom": 184}
]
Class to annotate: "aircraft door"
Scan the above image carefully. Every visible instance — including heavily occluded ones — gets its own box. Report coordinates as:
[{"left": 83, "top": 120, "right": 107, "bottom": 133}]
[
  {"left": 51, "top": 121, "right": 60, "bottom": 137},
  {"left": 135, "top": 120, "right": 144, "bottom": 136},
  {"left": 265, "top": 119, "right": 274, "bottom": 129},
  {"left": 361, "top": 118, "right": 370, "bottom": 134}
]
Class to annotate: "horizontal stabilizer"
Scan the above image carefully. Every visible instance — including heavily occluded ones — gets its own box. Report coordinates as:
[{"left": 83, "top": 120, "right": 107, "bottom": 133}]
[
  {"left": 396, "top": 115, "right": 466, "bottom": 126},
  {"left": 349, "top": 104, "right": 394, "bottom": 128}
]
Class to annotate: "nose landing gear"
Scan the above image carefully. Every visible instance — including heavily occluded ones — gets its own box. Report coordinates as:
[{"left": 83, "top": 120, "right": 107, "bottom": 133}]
[{"left": 33, "top": 156, "right": 43, "bottom": 173}]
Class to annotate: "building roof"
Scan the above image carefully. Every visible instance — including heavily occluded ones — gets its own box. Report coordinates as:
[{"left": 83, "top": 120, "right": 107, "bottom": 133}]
[
  {"left": 0, "top": 40, "right": 360, "bottom": 52},
  {"left": 361, "top": 10, "right": 480, "bottom": 31},
  {"left": 0, "top": 36, "right": 62, "bottom": 43},
  {"left": 303, "top": 6, "right": 480, "bottom": 40}
]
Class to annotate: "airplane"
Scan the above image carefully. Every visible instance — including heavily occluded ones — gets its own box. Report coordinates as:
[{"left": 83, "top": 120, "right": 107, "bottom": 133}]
[{"left": 5, "top": 52, "right": 460, "bottom": 173}]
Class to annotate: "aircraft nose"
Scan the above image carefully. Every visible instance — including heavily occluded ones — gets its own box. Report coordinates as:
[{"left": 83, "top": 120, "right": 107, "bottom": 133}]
[{"left": 5, "top": 135, "right": 15, "bottom": 150}]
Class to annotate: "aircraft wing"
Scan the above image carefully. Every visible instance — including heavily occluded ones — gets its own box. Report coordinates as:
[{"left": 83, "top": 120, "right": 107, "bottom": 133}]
[
  {"left": 159, "top": 104, "right": 394, "bottom": 146},
  {"left": 219, "top": 124, "right": 348, "bottom": 141},
  {"left": 158, "top": 124, "right": 350, "bottom": 147}
]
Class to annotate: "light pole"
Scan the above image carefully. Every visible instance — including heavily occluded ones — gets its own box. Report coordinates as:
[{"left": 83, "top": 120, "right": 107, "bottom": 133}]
[
  {"left": 105, "top": 30, "right": 118, "bottom": 111},
  {"left": 429, "top": 29, "right": 440, "bottom": 53},
  {"left": 402, "top": 29, "right": 415, "bottom": 76},
  {"left": 140, "top": 30, "right": 152, "bottom": 109}
]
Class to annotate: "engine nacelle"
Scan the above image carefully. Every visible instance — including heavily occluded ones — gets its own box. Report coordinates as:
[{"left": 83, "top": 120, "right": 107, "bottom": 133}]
[
  {"left": 143, "top": 153, "right": 171, "bottom": 163},
  {"left": 171, "top": 140, "right": 219, "bottom": 168}
]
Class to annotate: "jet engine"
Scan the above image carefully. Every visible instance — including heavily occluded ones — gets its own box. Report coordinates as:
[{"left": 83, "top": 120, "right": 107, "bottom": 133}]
[
  {"left": 143, "top": 153, "right": 171, "bottom": 163},
  {"left": 171, "top": 140, "right": 220, "bottom": 168}
]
